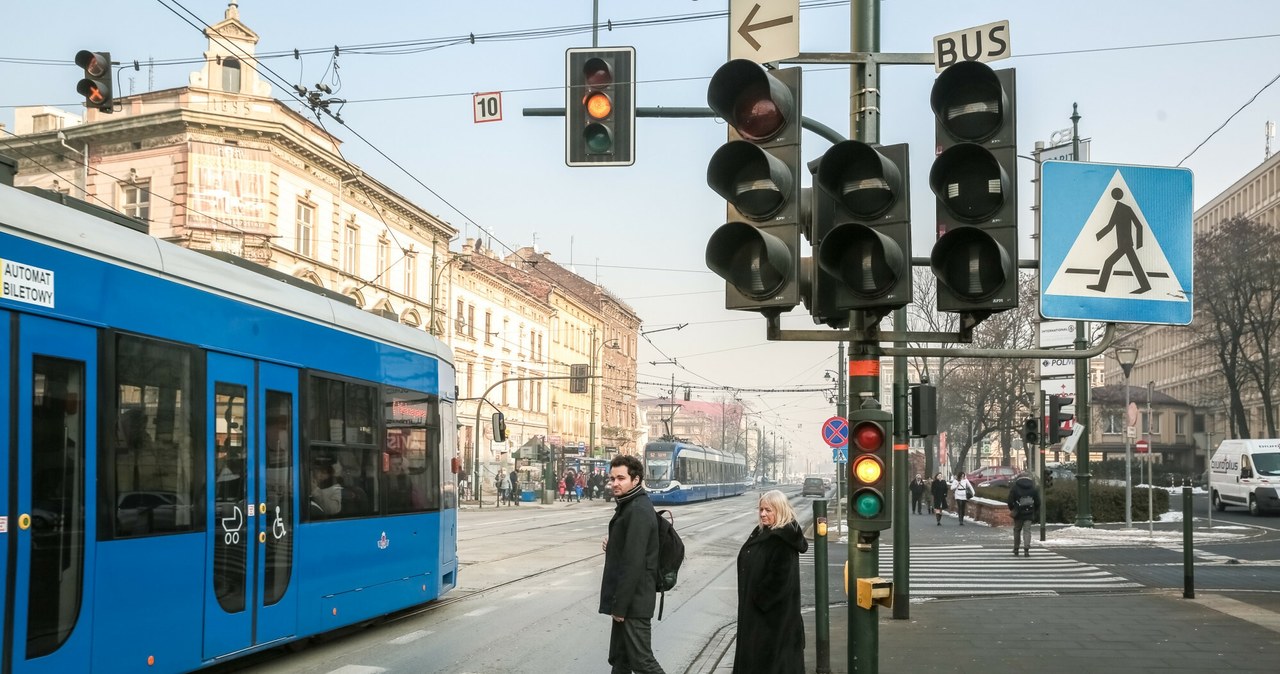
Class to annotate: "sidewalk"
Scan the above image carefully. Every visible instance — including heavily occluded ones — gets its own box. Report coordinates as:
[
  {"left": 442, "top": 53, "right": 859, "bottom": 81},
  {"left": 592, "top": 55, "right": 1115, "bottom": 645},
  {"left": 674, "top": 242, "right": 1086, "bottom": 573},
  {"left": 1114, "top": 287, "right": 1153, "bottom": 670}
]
[
  {"left": 702, "top": 590, "right": 1280, "bottom": 673},
  {"left": 697, "top": 508, "right": 1280, "bottom": 673}
]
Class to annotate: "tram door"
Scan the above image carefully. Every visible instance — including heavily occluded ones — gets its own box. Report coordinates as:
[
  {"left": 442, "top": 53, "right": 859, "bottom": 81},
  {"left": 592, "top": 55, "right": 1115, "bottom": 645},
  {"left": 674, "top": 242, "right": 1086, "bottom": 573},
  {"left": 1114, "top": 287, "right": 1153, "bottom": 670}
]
[
  {"left": 203, "top": 355, "right": 299, "bottom": 658},
  {"left": 6, "top": 315, "right": 98, "bottom": 674}
]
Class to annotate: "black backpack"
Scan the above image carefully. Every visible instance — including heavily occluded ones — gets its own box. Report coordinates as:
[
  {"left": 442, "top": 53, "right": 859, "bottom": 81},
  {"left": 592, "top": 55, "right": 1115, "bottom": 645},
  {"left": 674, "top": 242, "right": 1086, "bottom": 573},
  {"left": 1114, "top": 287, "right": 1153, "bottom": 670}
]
[
  {"left": 1015, "top": 494, "right": 1035, "bottom": 516},
  {"left": 655, "top": 509, "right": 684, "bottom": 619}
]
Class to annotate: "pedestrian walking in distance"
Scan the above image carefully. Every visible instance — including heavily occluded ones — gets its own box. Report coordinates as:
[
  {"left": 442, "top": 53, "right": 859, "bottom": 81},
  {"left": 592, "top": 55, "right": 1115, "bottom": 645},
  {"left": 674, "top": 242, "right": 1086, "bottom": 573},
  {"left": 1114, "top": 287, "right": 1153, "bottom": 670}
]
[
  {"left": 1006, "top": 472, "right": 1042, "bottom": 557},
  {"left": 909, "top": 474, "right": 926, "bottom": 514},
  {"left": 951, "top": 471, "right": 974, "bottom": 525},
  {"left": 599, "top": 454, "right": 665, "bottom": 674},
  {"left": 733, "top": 489, "right": 808, "bottom": 674},
  {"left": 930, "top": 473, "right": 949, "bottom": 525}
]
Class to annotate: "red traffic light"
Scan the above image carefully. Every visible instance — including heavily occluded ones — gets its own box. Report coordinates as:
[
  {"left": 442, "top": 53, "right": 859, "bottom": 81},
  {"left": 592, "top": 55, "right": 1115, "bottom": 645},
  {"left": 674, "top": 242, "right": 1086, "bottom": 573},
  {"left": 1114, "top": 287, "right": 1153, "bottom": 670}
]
[
  {"left": 707, "top": 60, "right": 795, "bottom": 143},
  {"left": 851, "top": 421, "right": 885, "bottom": 452}
]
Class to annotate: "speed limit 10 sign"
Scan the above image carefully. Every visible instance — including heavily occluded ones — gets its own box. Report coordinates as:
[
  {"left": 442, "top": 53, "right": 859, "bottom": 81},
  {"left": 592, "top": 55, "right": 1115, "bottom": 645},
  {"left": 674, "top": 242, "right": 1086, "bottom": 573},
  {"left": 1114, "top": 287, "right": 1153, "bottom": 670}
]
[{"left": 474, "top": 92, "right": 502, "bottom": 123}]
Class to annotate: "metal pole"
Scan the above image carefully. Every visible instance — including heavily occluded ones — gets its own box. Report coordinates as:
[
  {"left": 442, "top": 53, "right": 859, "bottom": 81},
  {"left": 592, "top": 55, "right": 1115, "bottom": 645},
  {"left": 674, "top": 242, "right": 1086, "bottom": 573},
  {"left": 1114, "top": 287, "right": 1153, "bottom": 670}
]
[
  {"left": 589, "top": 329, "right": 597, "bottom": 459},
  {"left": 836, "top": 343, "right": 847, "bottom": 539},
  {"left": 1148, "top": 381, "right": 1154, "bottom": 536},
  {"left": 892, "top": 380, "right": 908, "bottom": 619},
  {"left": 1182, "top": 478, "right": 1195, "bottom": 598},
  {"left": 1206, "top": 426, "right": 1213, "bottom": 529},
  {"left": 814, "top": 500, "right": 831, "bottom": 673},
  {"left": 1125, "top": 374, "right": 1133, "bottom": 526},
  {"left": 1070, "top": 103, "right": 1093, "bottom": 528}
]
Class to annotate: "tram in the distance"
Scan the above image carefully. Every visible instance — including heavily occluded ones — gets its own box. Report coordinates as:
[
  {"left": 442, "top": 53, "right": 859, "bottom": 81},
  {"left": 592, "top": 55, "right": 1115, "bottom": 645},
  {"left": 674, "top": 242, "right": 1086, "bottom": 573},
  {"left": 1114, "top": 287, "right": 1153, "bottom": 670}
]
[{"left": 644, "top": 440, "right": 748, "bottom": 504}]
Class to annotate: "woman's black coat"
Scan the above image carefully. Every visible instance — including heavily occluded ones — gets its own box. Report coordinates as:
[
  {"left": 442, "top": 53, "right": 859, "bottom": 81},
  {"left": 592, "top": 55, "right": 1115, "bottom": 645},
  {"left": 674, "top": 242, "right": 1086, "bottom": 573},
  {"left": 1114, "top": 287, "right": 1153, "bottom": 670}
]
[
  {"left": 930, "top": 477, "right": 949, "bottom": 507},
  {"left": 733, "top": 520, "right": 808, "bottom": 674}
]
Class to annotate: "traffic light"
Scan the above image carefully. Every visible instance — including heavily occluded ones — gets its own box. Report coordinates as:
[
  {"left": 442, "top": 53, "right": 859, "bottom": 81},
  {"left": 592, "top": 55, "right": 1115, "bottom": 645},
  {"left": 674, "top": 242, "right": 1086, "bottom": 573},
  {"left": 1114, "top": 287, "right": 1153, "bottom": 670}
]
[
  {"left": 1022, "top": 417, "right": 1038, "bottom": 447},
  {"left": 812, "top": 141, "right": 912, "bottom": 321},
  {"left": 847, "top": 408, "right": 892, "bottom": 532},
  {"left": 1043, "top": 467, "right": 1054, "bottom": 489},
  {"left": 75, "top": 50, "right": 114, "bottom": 113},
  {"left": 565, "top": 47, "right": 635, "bottom": 166},
  {"left": 491, "top": 412, "right": 508, "bottom": 443},
  {"left": 928, "top": 60, "right": 1017, "bottom": 326},
  {"left": 569, "top": 364, "right": 589, "bottom": 394},
  {"left": 1048, "top": 394, "right": 1074, "bottom": 443},
  {"left": 704, "top": 60, "right": 802, "bottom": 314}
]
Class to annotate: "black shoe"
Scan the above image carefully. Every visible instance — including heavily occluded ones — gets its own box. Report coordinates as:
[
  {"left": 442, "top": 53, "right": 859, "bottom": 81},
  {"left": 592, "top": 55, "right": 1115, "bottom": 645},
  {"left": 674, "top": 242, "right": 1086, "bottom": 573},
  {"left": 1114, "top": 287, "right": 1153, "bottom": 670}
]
[
  {"left": 1013, "top": 549, "right": 1020, "bottom": 556},
  {"left": 1023, "top": 550, "right": 1030, "bottom": 557}
]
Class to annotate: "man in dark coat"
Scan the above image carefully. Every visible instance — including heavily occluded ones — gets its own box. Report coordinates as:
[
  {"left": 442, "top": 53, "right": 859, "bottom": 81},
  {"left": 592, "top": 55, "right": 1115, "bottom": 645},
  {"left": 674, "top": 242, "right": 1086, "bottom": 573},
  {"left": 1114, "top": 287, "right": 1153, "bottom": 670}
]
[
  {"left": 909, "top": 474, "right": 926, "bottom": 514},
  {"left": 599, "top": 454, "right": 665, "bottom": 674},
  {"left": 734, "top": 489, "right": 808, "bottom": 674},
  {"left": 1006, "top": 472, "right": 1041, "bottom": 557}
]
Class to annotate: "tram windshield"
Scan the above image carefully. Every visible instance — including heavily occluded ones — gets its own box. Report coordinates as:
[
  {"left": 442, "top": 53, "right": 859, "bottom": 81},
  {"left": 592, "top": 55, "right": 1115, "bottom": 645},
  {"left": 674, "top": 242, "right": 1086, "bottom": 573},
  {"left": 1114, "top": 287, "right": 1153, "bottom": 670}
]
[{"left": 646, "top": 450, "right": 673, "bottom": 487}]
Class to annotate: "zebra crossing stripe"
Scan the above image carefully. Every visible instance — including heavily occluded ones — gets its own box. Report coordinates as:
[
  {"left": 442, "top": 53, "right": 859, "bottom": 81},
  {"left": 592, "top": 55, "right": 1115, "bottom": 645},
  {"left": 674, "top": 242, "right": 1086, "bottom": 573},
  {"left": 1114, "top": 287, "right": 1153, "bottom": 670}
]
[{"left": 801, "top": 545, "right": 1142, "bottom": 595}]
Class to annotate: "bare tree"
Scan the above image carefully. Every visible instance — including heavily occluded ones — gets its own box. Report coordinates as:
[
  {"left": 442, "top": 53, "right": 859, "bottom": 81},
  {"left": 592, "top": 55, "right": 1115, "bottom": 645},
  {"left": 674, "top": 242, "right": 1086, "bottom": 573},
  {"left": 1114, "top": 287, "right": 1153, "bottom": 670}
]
[
  {"left": 1194, "top": 216, "right": 1280, "bottom": 437},
  {"left": 907, "top": 268, "right": 1039, "bottom": 472}
]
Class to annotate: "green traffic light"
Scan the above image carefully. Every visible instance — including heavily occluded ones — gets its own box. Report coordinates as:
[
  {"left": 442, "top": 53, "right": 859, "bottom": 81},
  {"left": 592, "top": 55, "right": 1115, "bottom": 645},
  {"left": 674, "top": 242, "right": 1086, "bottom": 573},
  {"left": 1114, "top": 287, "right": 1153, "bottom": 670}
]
[
  {"left": 853, "top": 491, "right": 882, "bottom": 518},
  {"left": 584, "top": 123, "right": 612, "bottom": 154}
]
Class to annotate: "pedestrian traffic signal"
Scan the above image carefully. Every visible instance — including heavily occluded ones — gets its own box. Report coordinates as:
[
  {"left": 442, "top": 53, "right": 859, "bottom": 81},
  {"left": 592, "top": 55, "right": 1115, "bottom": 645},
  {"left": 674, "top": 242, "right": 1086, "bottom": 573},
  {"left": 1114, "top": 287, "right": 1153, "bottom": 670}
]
[
  {"left": 928, "top": 61, "right": 1017, "bottom": 328},
  {"left": 847, "top": 408, "right": 892, "bottom": 532},
  {"left": 75, "top": 50, "right": 114, "bottom": 113},
  {"left": 565, "top": 47, "right": 635, "bottom": 166},
  {"left": 1042, "top": 467, "right": 1054, "bottom": 489},
  {"left": 537, "top": 447, "right": 550, "bottom": 462},
  {"left": 1022, "top": 417, "right": 1038, "bottom": 447},
  {"left": 812, "top": 141, "right": 912, "bottom": 320},
  {"left": 705, "top": 60, "right": 802, "bottom": 314},
  {"left": 1048, "top": 394, "right": 1074, "bottom": 443}
]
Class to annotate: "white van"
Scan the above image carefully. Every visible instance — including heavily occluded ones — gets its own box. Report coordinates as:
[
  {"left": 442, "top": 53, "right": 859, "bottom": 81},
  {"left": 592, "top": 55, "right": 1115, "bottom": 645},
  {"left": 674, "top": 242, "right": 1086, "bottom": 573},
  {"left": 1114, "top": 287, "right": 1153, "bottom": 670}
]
[{"left": 1209, "top": 439, "right": 1280, "bottom": 515}]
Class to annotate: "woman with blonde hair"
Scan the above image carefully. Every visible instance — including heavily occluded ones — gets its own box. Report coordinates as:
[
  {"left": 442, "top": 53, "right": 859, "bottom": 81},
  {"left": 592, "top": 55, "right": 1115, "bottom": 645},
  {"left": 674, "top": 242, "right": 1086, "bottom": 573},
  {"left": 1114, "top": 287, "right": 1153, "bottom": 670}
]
[{"left": 733, "top": 489, "right": 807, "bottom": 674}]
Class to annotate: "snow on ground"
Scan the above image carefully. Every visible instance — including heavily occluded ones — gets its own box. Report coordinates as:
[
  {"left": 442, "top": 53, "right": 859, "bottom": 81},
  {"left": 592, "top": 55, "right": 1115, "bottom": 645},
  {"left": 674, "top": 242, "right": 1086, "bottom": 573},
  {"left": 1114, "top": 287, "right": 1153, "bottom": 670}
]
[{"left": 1044, "top": 522, "right": 1251, "bottom": 547}]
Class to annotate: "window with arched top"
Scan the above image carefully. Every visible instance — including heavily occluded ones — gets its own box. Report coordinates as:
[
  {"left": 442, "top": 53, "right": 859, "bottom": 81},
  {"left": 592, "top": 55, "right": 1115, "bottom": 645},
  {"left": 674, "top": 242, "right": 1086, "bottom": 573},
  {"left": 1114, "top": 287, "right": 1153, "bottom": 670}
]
[{"left": 222, "top": 57, "right": 242, "bottom": 93}]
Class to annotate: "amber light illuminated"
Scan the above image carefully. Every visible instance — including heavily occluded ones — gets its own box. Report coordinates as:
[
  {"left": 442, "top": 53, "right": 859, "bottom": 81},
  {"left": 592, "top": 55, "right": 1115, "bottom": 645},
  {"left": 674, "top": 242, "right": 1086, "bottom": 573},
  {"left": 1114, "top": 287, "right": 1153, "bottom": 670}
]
[
  {"left": 853, "top": 455, "right": 883, "bottom": 483},
  {"left": 584, "top": 91, "right": 612, "bottom": 119}
]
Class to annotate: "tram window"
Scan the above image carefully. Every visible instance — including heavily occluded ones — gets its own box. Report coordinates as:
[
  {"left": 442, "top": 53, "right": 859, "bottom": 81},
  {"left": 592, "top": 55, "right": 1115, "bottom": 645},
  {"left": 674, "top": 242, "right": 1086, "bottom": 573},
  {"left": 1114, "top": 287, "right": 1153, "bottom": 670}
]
[
  {"left": 28, "top": 357, "right": 86, "bottom": 658},
  {"left": 109, "top": 335, "right": 200, "bottom": 538},
  {"left": 307, "top": 448, "right": 378, "bottom": 518},
  {"left": 305, "top": 375, "right": 384, "bottom": 520},
  {"left": 263, "top": 390, "right": 293, "bottom": 606},
  {"left": 307, "top": 376, "right": 375, "bottom": 445},
  {"left": 384, "top": 387, "right": 440, "bottom": 513}
]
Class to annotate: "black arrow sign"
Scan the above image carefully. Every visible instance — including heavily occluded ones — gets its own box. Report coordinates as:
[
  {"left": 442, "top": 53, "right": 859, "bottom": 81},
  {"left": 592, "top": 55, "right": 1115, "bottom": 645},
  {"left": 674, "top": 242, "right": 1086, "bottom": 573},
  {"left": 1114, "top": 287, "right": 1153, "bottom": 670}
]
[{"left": 737, "top": 4, "right": 794, "bottom": 51}]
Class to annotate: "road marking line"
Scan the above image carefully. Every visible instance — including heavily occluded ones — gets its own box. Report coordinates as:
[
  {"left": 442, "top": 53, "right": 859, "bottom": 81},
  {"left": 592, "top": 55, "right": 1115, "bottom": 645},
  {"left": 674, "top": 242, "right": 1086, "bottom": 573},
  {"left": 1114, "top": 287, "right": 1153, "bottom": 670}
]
[
  {"left": 388, "top": 630, "right": 432, "bottom": 645},
  {"left": 1191, "top": 594, "right": 1280, "bottom": 635}
]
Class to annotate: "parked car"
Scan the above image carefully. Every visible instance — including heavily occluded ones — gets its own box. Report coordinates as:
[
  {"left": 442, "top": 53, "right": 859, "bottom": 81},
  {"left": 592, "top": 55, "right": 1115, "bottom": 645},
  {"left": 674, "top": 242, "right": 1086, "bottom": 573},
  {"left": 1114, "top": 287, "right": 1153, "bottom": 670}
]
[
  {"left": 966, "top": 466, "right": 1019, "bottom": 485},
  {"left": 802, "top": 477, "right": 827, "bottom": 497}
]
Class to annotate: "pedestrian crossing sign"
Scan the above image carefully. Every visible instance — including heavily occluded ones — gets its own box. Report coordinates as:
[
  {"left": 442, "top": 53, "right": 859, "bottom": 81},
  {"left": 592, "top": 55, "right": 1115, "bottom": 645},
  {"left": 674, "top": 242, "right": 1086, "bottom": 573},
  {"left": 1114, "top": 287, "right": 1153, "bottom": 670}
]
[{"left": 1040, "top": 160, "right": 1193, "bottom": 325}]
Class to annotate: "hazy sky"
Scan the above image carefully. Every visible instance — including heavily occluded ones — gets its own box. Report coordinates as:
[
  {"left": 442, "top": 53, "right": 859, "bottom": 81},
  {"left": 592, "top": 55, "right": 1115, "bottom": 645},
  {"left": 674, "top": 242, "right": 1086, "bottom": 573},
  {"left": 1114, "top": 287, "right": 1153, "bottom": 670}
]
[{"left": 3, "top": 1, "right": 1276, "bottom": 472}]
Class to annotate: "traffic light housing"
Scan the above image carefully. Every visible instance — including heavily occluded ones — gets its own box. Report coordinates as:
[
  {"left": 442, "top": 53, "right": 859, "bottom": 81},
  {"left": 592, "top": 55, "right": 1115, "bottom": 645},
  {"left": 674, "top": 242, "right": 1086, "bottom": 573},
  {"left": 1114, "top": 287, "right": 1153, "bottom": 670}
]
[
  {"left": 847, "top": 408, "right": 892, "bottom": 532},
  {"left": 705, "top": 60, "right": 802, "bottom": 314},
  {"left": 75, "top": 50, "right": 114, "bottom": 113},
  {"left": 812, "top": 141, "right": 912, "bottom": 321},
  {"left": 1022, "top": 417, "right": 1038, "bottom": 447},
  {"left": 1048, "top": 394, "right": 1074, "bottom": 443},
  {"left": 1043, "top": 467, "right": 1054, "bottom": 489},
  {"left": 492, "top": 412, "right": 508, "bottom": 443},
  {"left": 569, "top": 363, "right": 590, "bottom": 394},
  {"left": 928, "top": 61, "right": 1017, "bottom": 326},
  {"left": 565, "top": 47, "right": 635, "bottom": 166}
]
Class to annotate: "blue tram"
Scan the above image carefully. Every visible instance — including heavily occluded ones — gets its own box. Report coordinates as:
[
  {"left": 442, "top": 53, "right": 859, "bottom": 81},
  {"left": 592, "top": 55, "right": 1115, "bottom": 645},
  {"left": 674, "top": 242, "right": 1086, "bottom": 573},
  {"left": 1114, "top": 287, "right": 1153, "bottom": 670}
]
[
  {"left": 644, "top": 441, "right": 748, "bottom": 504},
  {"left": 0, "top": 178, "right": 458, "bottom": 673}
]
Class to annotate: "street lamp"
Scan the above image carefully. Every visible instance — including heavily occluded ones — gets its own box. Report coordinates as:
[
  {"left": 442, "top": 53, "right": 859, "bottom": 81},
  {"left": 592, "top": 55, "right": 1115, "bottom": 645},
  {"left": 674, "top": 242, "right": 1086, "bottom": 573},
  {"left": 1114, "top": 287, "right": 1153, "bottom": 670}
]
[
  {"left": 429, "top": 251, "right": 473, "bottom": 337},
  {"left": 589, "top": 334, "right": 620, "bottom": 458},
  {"left": 1115, "top": 344, "right": 1139, "bottom": 527}
]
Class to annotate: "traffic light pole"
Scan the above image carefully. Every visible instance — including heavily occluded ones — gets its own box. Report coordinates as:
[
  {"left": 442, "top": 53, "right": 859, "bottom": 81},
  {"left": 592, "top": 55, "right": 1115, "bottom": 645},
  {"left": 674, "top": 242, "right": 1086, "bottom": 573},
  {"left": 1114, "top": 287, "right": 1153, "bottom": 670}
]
[{"left": 1069, "top": 105, "right": 1095, "bottom": 528}]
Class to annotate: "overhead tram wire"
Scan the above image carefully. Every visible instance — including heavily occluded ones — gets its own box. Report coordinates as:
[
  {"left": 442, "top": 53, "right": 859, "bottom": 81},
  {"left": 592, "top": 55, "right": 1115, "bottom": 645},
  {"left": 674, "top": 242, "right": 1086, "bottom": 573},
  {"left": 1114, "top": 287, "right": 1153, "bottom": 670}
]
[{"left": 160, "top": 0, "right": 758, "bottom": 397}]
